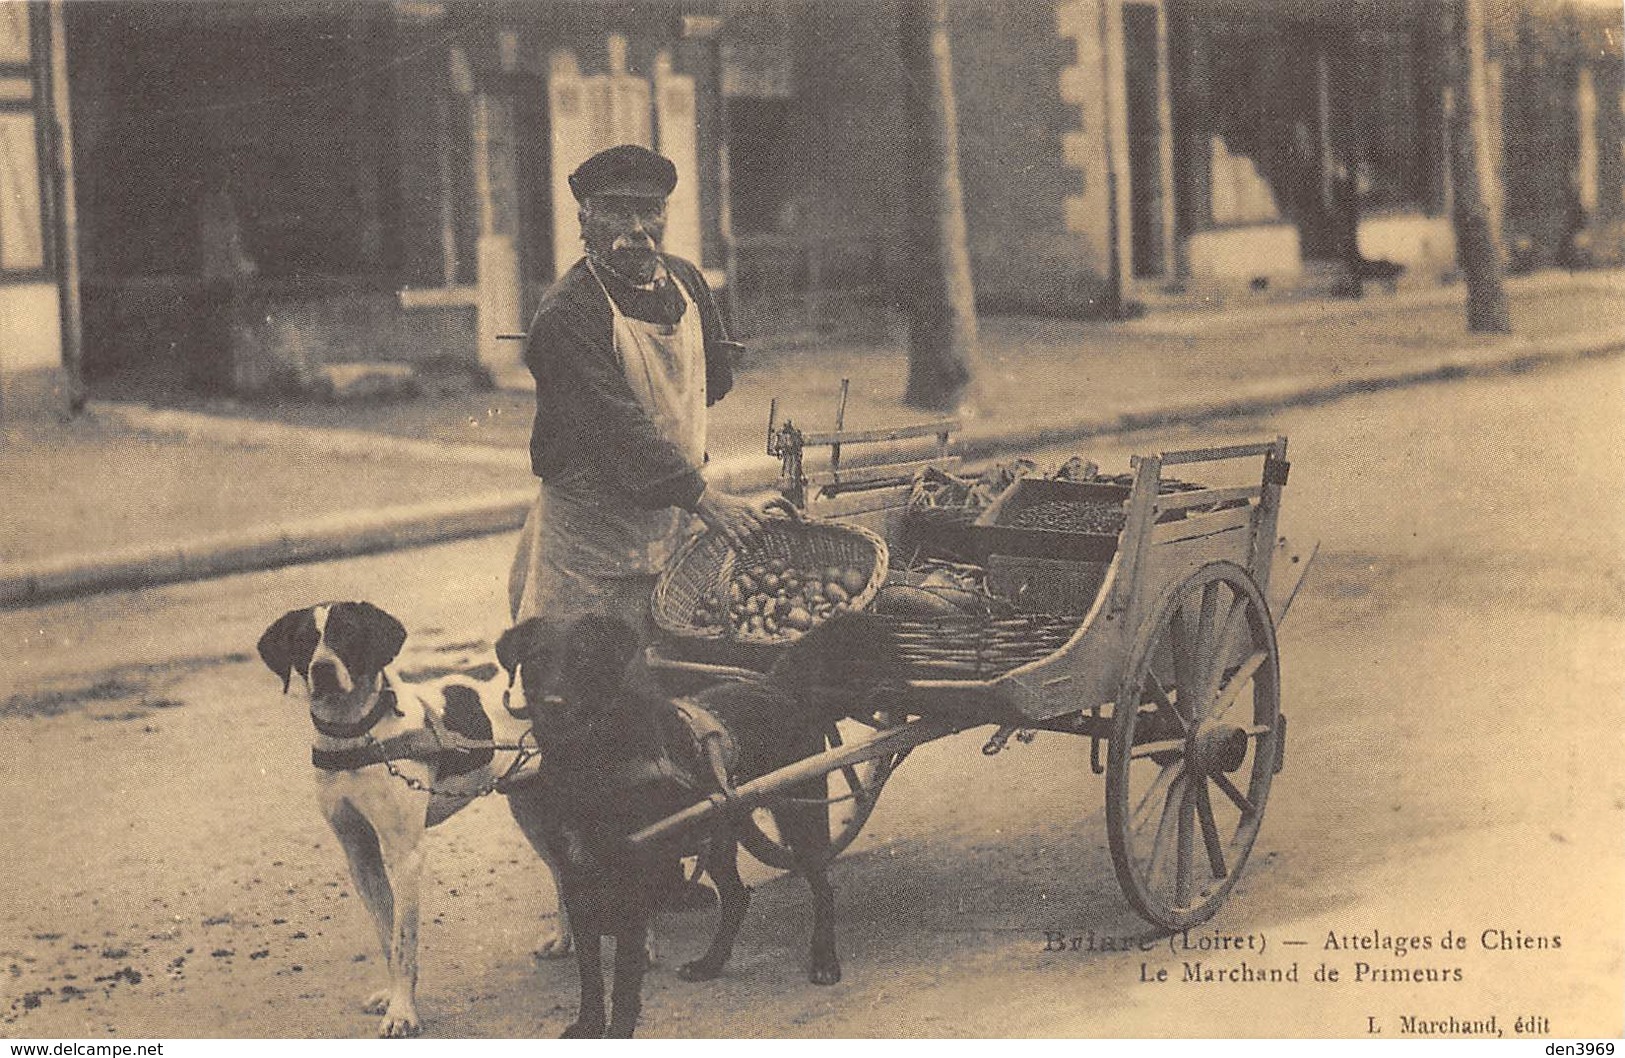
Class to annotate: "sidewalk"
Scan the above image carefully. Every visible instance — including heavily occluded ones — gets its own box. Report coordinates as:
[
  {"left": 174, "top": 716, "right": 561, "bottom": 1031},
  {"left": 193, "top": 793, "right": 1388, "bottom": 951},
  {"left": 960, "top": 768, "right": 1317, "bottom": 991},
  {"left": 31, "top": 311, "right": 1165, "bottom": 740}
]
[{"left": 2, "top": 269, "right": 1621, "bottom": 607}]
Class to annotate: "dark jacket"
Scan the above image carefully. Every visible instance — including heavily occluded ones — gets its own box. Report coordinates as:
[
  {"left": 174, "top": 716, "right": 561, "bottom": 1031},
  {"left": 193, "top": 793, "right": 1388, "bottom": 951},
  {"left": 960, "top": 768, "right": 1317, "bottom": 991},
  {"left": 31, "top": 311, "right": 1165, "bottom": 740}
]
[{"left": 523, "top": 255, "right": 734, "bottom": 512}]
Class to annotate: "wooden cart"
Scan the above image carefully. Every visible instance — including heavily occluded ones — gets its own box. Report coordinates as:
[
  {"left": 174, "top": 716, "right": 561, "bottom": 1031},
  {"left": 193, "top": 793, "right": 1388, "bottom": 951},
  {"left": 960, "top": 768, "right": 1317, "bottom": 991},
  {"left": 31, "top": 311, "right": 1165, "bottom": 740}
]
[{"left": 638, "top": 412, "right": 1315, "bottom": 931}]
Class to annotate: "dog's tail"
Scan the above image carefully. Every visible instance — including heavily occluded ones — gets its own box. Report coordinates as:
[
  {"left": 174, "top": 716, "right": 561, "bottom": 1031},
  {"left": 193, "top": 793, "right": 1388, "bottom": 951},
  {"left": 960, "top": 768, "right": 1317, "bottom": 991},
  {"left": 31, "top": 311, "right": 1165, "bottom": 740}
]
[{"left": 764, "top": 612, "right": 905, "bottom": 720}]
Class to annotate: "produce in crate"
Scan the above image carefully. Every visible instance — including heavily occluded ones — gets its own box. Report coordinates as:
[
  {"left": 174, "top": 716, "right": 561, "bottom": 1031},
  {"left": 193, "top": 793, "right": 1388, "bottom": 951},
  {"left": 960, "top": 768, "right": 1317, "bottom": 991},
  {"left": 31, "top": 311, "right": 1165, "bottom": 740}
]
[{"left": 1006, "top": 498, "right": 1128, "bottom": 535}]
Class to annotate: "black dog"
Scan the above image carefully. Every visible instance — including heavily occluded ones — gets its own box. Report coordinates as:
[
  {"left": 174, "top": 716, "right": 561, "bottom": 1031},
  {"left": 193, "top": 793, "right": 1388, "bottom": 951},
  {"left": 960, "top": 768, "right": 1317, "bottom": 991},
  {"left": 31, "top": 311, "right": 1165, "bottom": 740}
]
[{"left": 495, "top": 611, "right": 902, "bottom": 1038}]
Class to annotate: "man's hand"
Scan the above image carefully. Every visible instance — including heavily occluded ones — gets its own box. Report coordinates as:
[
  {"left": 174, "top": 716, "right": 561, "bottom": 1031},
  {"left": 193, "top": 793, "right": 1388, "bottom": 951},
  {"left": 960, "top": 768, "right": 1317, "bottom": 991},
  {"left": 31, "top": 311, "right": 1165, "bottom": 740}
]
[{"left": 695, "top": 489, "right": 765, "bottom": 551}]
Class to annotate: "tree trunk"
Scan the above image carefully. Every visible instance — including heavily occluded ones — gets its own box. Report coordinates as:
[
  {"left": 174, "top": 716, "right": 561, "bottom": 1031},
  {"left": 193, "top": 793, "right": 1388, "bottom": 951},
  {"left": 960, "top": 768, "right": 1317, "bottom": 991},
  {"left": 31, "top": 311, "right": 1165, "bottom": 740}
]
[
  {"left": 1446, "top": 0, "right": 1512, "bottom": 333},
  {"left": 897, "top": 0, "right": 978, "bottom": 411}
]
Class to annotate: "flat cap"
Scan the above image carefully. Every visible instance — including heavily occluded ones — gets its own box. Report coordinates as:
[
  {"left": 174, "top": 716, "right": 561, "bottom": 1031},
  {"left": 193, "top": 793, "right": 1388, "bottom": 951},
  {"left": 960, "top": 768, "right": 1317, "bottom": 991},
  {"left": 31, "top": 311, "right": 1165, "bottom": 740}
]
[{"left": 568, "top": 144, "right": 677, "bottom": 202}]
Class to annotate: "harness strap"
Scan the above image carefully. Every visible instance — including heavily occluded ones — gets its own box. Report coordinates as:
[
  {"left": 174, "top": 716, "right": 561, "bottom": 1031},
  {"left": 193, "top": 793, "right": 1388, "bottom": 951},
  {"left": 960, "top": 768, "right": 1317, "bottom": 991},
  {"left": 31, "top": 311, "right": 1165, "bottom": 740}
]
[
  {"left": 312, "top": 727, "right": 441, "bottom": 771},
  {"left": 671, "top": 699, "right": 740, "bottom": 801},
  {"left": 311, "top": 706, "right": 511, "bottom": 773}
]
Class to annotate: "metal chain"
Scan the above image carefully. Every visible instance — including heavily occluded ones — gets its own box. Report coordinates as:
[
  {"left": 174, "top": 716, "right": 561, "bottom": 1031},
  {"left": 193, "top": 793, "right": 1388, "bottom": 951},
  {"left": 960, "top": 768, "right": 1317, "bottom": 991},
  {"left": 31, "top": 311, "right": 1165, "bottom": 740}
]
[{"left": 369, "top": 729, "right": 542, "bottom": 799}]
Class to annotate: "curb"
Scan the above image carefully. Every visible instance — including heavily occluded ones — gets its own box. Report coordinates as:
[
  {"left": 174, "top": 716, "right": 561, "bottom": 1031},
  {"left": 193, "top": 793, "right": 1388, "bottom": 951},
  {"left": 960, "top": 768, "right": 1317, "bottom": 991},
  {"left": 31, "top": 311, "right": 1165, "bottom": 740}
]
[
  {"left": 0, "top": 490, "right": 535, "bottom": 608},
  {"left": 1117, "top": 269, "right": 1624, "bottom": 338},
  {"left": 5, "top": 325, "right": 1622, "bottom": 609},
  {"left": 91, "top": 404, "right": 531, "bottom": 471}
]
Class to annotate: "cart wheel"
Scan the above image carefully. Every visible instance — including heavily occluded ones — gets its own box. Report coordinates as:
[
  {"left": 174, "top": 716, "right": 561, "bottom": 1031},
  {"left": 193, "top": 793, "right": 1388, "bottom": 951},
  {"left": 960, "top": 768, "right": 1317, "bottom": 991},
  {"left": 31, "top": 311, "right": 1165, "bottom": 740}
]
[
  {"left": 740, "top": 719, "right": 900, "bottom": 872},
  {"left": 1106, "top": 560, "right": 1282, "bottom": 930}
]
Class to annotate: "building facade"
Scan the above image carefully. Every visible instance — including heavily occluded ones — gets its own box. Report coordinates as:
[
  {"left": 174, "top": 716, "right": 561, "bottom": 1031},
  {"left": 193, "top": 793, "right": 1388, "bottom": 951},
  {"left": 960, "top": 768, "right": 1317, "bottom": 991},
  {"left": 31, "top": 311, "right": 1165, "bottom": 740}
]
[
  {"left": 12, "top": 0, "right": 1621, "bottom": 411},
  {"left": 0, "top": 0, "right": 77, "bottom": 419}
]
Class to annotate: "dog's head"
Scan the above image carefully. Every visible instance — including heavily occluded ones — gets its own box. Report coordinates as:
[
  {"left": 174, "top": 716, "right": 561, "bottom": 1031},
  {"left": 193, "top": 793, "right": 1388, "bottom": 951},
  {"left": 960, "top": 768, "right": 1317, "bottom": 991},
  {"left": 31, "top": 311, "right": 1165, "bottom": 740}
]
[
  {"left": 768, "top": 612, "right": 904, "bottom": 715},
  {"left": 258, "top": 602, "right": 407, "bottom": 698},
  {"left": 495, "top": 614, "right": 639, "bottom": 726},
  {"left": 769, "top": 612, "right": 899, "bottom": 688}
]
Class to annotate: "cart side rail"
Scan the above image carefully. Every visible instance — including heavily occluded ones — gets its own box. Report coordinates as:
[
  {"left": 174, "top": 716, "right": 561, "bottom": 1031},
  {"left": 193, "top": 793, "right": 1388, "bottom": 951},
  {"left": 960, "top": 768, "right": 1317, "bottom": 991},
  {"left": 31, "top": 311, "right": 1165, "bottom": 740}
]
[
  {"left": 1118, "top": 437, "right": 1289, "bottom": 607},
  {"left": 1157, "top": 439, "right": 1283, "bottom": 466}
]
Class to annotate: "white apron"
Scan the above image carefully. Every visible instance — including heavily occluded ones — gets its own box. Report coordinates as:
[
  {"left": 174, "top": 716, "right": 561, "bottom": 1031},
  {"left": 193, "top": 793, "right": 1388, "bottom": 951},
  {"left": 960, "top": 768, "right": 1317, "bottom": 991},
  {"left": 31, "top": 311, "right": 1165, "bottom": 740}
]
[{"left": 509, "top": 265, "right": 708, "bottom": 629}]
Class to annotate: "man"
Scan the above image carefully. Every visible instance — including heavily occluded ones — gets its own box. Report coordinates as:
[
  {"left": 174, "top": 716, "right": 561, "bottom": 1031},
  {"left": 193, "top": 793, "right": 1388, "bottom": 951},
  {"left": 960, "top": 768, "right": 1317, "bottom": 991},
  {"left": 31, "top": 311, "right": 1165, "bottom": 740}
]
[
  {"left": 509, "top": 144, "right": 761, "bottom": 916},
  {"left": 509, "top": 143, "right": 762, "bottom": 638}
]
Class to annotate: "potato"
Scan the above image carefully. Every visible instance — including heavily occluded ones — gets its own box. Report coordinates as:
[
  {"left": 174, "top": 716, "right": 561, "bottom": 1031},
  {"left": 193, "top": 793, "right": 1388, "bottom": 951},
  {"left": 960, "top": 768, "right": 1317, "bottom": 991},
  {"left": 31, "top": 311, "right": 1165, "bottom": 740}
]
[
  {"left": 840, "top": 567, "right": 868, "bottom": 594},
  {"left": 785, "top": 607, "right": 813, "bottom": 631},
  {"left": 825, "top": 583, "right": 850, "bottom": 605}
]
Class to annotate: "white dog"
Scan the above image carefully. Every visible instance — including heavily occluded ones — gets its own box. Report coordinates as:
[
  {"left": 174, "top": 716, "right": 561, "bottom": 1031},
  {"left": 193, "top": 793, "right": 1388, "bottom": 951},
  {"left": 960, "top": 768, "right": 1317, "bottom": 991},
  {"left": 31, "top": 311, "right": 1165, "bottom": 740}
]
[{"left": 257, "top": 601, "right": 573, "bottom": 1037}]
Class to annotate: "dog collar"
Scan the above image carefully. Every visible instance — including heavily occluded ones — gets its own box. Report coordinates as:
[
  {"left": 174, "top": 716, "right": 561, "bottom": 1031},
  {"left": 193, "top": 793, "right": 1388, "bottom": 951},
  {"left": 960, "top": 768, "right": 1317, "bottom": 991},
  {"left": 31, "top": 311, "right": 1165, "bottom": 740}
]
[
  {"left": 312, "top": 736, "right": 418, "bottom": 772},
  {"left": 310, "top": 685, "right": 401, "bottom": 740}
]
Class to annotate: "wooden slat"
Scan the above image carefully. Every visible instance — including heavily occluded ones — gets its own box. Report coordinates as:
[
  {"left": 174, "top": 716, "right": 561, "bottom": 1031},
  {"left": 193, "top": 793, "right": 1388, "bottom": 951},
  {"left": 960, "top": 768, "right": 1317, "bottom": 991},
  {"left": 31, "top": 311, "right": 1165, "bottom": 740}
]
[
  {"left": 1150, "top": 505, "right": 1253, "bottom": 545},
  {"left": 804, "top": 434, "right": 960, "bottom": 473},
  {"left": 1111, "top": 453, "right": 1164, "bottom": 615},
  {"left": 1248, "top": 437, "right": 1291, "bottom": 594},
  {"left": 1159, "top": 440, "right": 1278, "bottom": 466},
  {"left": 804, "top": 484, "right": 912, "bottom": 520},
  {"left": 799, "top": 419, "right": 959, "bottom": 447},
  {"left": 809, "top": 455, "right": 962, "bottom": 490},
  {"left": 1154, "top": 485, "right": 1261, "bottom": 512}
]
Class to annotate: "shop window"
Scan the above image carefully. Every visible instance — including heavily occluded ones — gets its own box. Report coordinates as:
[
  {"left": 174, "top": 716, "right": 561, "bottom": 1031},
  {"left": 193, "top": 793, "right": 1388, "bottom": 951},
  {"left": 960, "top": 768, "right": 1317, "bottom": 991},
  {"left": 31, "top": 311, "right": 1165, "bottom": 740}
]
[
  {"left": 0, "top": 2, "right": 42, "bottom": 275},
  {"left": 0, "top": 3, "right": 27, "bottom": 64},
  {"left": 0, "top": 111, "right": 44, "bottom": 273}
]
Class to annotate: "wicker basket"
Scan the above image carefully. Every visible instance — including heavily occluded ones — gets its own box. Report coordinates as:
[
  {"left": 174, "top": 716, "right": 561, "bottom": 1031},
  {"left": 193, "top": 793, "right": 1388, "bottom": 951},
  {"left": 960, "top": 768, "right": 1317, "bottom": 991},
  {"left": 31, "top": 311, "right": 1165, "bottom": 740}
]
[
  {"left": 881, "top": 612, "right": 1087, "bottom": 682},
  {"left": 987, "top": 555, "right": 1109, "bottom": 614},
  {"left": 651, "top": 515, "right": 889, "bottom": 669}
]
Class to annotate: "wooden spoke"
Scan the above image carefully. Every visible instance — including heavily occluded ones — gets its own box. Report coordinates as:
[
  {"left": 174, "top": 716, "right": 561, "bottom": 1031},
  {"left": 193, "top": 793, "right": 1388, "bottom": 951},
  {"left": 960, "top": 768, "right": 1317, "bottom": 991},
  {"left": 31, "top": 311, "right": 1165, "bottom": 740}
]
[
  {"left": 1146, "top": 772, "right": 1188, "bottom": 881},
  {"left": 1131, "top": 763, "right": 1180, "bottom": 834},
  {"left": 1208, "top": 649, "right": 1270, "bottom": 722},
  {"left": 1208, "top": 592, "right": 1253, "bottom": 684},
  {"left": 1168, "top": 600, "right": 1199, "bottom": 710},
  {"left": 1145, "top": 669, "right": 1190, "bottom": 730},
  {"left": 1130, "top": 738, "right": 1186, "bottom": 760},
  {"left": 1191, "top": 581, "right": 1223, "bottom": 714},
  {"left": 1175, "top": 784, "right": 1196, "bottom": 906},
  {"left": 1212, "top": 771, "right": 1256, "bottom": 816},
  {"left": 1195, "top": 780, "right": 1228, "bottom": 880}
]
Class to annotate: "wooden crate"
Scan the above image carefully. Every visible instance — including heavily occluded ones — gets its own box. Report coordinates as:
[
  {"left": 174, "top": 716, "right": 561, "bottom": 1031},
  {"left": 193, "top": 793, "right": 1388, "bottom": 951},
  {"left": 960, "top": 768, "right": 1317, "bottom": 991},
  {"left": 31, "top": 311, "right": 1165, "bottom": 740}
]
[{"left": 969, "top": 478, "right": 1130, "bottom": 563}]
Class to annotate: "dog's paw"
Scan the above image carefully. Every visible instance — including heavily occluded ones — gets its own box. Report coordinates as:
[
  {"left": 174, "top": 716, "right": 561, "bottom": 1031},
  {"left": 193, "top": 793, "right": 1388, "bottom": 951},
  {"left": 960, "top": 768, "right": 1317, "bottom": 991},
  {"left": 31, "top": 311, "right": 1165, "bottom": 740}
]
[
  {"left": 809, "top": 962, "right": 842, "bottom": 986},
  {"left": 560, "top": 1020, "right": 605, "bottom": 1039},
  {"left": 377, "top": 1004, "right": 421, "bottom": 1038},
  {"left": 677, "top": 958, "right": 723, "bottom": 982},
  {"left": 362, "top": 990, "right": 391, "bottom": 1015}
]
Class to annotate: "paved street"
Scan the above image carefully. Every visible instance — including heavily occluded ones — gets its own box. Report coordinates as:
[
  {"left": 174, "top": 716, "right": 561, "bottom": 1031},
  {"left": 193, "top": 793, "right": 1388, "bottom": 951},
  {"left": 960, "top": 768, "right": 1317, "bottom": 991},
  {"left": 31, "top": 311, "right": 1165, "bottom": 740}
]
[{"left": 1, "top": 355, "right": 1620, "bottom": 1038}]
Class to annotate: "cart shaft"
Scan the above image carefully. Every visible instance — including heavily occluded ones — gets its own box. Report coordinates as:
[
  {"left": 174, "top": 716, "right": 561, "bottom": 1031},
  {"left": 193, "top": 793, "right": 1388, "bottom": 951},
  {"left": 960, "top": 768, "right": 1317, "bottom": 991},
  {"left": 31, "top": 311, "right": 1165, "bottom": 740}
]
[{"left": 626, "top": 714, "right": 969, "bottom": 848}]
